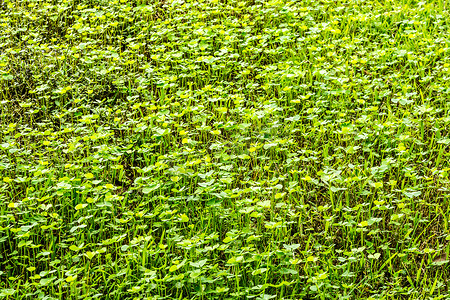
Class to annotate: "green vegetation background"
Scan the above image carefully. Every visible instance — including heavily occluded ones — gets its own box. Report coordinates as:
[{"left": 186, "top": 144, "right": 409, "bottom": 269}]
[{"left": 1, "top": 0, "right": 450, "bottom": 299}]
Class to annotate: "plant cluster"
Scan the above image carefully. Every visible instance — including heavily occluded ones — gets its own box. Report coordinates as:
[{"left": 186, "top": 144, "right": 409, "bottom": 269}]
[{"left": 1, "top": 0, "right": 450, "bottom": 299}]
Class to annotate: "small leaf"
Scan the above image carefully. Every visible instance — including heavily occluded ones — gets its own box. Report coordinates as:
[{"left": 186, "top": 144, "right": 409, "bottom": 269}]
[
  {"left": 437, "top": 138, "right": 450, "bottom": 145},
  {"left": 190, "top": 269, "right": 202, "bottom": 278},
  {"left": 220, "top": 177, "right": 233, "bottom": 184},
  {"left": 275, "top": 192, "right": 285, "bottom": 199},
  {"left": 306, "top": 256, "right": 317, "bottom": 262},
  {"left": 66, "top": 275, "right": 77, "bottom": 282},
  {"left": 371, "top": 182, "right": 383, "bottom": 189},
  {"left": 84, "top": 251, "right": 96, "bottom": 260},
  {"left": 223, "top": 236, "right": 233, "bottom": 243},
  {"left": 368, "top": 253, "right": 381, "bottom": 260},
  {"left": 180, "top": 214, "right": 189, "bottom": 222},
  {"left": 75, "top": 203, "right": 88, "bottom": 210},
  {"left": 69, "top": 244, "right": 83, "bottom": 251},
  {"left": 0, "top": 289, "right": 15, "bottom": 296},
  {"left": 169, "top": 265, "right": 178, "bottom": 272},
  {"left": 143, "top": 183, "right": 161, "bottom": 194},
  {"left": 359, "top": 221, "right": 369, "bottom": 227}
]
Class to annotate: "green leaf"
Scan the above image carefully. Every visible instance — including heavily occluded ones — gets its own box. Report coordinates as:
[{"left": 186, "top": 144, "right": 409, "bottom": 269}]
[
  {"left": 169, "top": 265, "right": 178, "bottom": 272},
  {"left": 142, "top": 183, "right": 161, "bottom": 194},
  {"left": 189, "top": 269, "right": 202, "bottom": 278},
  {"left": 0, "top": 289, "right": 15, "bottom": 296},
  {"left": 75, "top": 203, "right": 88, "bottom": 210},
  {"left": 180, "top": 214, "right": 189, "bottom": 222},
  {"left": 69, "top": 245, "right": 82, "bottom": 251},
  {"left": 223, "top": 236, "right": 233, "bottom": 243},
  {"left": 368, "top": 253, "right": 381, "bottom": 260},
  {"left": 66, "top": 275, "right": 77, "bottom": 283},
  {"left": 84, "top": 251, "right": 96, "bottom": 260}
]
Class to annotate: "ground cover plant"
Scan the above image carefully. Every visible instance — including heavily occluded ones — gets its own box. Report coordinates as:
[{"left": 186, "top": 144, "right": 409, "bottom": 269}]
[{"left": 1, "top": 0, "right": 450, "bottom": 298}]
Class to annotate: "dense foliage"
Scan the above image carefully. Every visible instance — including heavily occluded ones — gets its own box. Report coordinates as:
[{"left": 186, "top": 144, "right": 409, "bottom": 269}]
[{"left": 1, "top": 0, "right": 450, "bottom": 299}]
